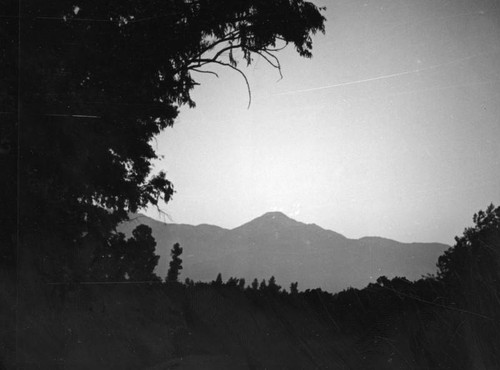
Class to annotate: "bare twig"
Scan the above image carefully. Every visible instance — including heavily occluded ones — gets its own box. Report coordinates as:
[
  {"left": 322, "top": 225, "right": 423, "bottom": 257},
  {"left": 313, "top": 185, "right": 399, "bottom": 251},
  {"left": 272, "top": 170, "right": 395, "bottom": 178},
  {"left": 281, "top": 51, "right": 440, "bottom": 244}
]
[
  {"left": 194, "top": 59, "right": 252, "bottom": 108},
  {"left": 257, "top": 50, "right": 283, "bottom": 80},
  {"left": 211, "top": 60, "right": 252, "bottom": 109},
  {"left": 191, "top": 68, "right": 219, "bottom": 78}
]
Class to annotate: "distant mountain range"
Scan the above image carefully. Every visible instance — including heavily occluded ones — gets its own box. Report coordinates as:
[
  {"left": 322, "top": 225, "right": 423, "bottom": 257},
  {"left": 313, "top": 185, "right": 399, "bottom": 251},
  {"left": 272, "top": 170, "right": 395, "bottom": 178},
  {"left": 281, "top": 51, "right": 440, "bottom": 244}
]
[{"left": 119, "top": 212, "right": 449, "bottom": 292}]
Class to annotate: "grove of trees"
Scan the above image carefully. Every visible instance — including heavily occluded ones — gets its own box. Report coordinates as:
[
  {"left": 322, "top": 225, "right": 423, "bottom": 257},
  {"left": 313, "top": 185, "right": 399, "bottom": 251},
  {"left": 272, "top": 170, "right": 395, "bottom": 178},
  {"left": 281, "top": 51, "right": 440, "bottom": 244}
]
[{"left": 89, "top": 224, "right": 161, "bottom": 282}]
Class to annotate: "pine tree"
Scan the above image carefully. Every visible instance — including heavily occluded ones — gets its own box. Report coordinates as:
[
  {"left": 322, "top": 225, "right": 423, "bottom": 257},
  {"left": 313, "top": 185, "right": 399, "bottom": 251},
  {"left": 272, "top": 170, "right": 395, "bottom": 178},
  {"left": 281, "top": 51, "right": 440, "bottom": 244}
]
[
  {"left": 227, "top": 277, "right": 238, "bottom": 287},
  {"left": 268, "top": 276, "right": 281, "bottom": 294},
  {"left": 166, "top": 243, "right": 183, "bottom": 282},
  {"left": 238, "top": 278, "right": 246, "bottom": 290},
  {"left": 214, "top": 273, "right": 223, "bottom": 286},
  {"left": 251, "top": 278, "right": 259, "bottom": 290},
  {"left": 259, "top": 279, "right": 267, "bottom": 291}
]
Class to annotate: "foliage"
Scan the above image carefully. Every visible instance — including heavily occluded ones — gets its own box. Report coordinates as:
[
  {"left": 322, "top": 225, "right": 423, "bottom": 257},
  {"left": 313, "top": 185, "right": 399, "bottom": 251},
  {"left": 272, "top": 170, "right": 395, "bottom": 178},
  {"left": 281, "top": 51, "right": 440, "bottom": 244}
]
[
  {"left": 437, "top": 204, "right": 500, "bottom": 367},
  {"left": 266, "top": 275, "right": 281, "bottom": 294},
  {"left": 214, "top": 273, "right": 223, "bottom": 286},
  {"left": 226, "top": 276, "right": 239, "bottom": 287},
  {"left": 437, "top": 204, "right": 500, "bottom": 300},
  {"left": 251, "top": 278, "right": 259, "bottom": 290},
  {"left": 259, "top": 279, "right": 267, "bottom": 290},
  {"left": 166, "top": 243, "right": 183, "bottom": 282},
  {"left": 90, "top": 224, "right": 160, "bottom": 282},
  {"left": 0, "top": 2, "right": 18, "bottom": 269},
  {"left": 238, "top": 278, "right": 246, "bottom": 290},
  {"left": 15, "top": 0, "right": 326, "bottom": 280}
]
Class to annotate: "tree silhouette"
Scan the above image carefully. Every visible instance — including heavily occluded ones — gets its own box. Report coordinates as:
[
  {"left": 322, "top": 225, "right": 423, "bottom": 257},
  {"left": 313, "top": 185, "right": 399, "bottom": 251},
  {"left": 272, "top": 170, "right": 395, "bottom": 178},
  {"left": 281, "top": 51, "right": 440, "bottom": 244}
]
[
  {"left": 214, "top": 273, "right": 223, "bottom": 286},
  {"left": 166, "top": 243, "right": 183, "bottom": 283},
  {"left": 226, "top": 277, "right": 238, "bottom": 288},
  {"left": 259, "top": 279, "right": 267, "bottom": 291},
  {"left": 251, "top": 278, "right": 259, "bottom": 290},
  {"left": 89, "top": 232, "right": 128, "bottom": 281},
  {"left": 0, "top": 1, "right": 17, "bottom": 271},
  {"left": 126, "top": 225, "right": 160, "bottom": 281},
  {"left": 90, "top": 224, "right": 160, "bottom": 282},
  {"left": 437, "top": 204, "right": 500, "bottom": 302},
  {"left": 268, "top": 276, "right": 281, "bottom": 293},
  {"left": 238, "top": 278, "right": 246, "bottom": 290},
  {"left": 437, "top": 204, "right": 500, "bottom": 367},
  {"left": 17, "top": 0, "right": 326, "bottom": 281},
  {"left": 376, "top": 276, "right": 390, "bottom": 287}
]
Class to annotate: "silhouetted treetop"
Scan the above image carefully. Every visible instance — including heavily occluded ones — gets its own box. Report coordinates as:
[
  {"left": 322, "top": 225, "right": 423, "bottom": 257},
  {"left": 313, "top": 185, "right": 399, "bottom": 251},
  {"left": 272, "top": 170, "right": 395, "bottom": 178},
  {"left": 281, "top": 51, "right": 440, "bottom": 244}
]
[
  {"left": 90, "top": 224, "right": 160, "bottom": 282},
  {"left": 166, "top": 243, "right": 183, "bottom": 282},
  {"left": 437, "top": 204, "right": 500, "bottom": 301},
  {"left": 214, "top": 273, "right": 223, "bottom": 286},
  {"left": 436, "top": 204, "right": 500, "bottom": 366},
  {"left": 251, "top": 278, "right": 259, "bottom": 290}
]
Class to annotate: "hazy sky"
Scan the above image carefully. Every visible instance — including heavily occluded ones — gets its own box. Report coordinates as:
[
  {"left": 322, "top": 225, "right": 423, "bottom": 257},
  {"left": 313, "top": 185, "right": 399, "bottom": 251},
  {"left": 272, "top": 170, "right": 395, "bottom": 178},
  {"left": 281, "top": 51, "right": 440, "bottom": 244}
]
[{"left": 146, "top": 0, "right": 500, "bottom": 245}]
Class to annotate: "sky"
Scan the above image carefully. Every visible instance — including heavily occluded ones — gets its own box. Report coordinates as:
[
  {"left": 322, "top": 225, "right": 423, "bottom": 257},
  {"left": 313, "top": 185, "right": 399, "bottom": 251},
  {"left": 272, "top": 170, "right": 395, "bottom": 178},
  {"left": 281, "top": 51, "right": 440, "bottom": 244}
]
[{"left": 146, "top": 0, "right": 500, "bottom": 245}]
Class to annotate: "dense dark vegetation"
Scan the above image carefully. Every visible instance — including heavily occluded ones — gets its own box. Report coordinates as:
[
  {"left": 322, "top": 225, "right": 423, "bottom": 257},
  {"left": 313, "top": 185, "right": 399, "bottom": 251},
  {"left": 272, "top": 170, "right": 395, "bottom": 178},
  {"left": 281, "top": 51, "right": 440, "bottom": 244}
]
[{"left": 166, "top": 243, "right": 183, "bottom": 283}]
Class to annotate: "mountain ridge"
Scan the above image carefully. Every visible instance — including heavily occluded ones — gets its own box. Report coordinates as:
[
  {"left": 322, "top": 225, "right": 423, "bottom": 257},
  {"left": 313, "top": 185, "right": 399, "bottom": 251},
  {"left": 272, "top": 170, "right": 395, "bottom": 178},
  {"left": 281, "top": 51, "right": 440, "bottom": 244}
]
[{"left": 119, "top": 212, "right": 449, "bottom": 292}]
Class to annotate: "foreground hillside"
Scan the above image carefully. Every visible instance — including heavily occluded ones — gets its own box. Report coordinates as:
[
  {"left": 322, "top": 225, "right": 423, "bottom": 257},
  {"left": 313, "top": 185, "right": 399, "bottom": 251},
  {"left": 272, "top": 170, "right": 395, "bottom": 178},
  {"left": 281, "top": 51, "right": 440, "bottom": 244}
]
[
  {"left": 11, "top": 281, "right": 345, "bottom": 369},
  {"left": 8, "top": 271, "right": 492, "bottom": 370},
  {"left": 120, "top": 212, "right": 448, "bottom": 292}
]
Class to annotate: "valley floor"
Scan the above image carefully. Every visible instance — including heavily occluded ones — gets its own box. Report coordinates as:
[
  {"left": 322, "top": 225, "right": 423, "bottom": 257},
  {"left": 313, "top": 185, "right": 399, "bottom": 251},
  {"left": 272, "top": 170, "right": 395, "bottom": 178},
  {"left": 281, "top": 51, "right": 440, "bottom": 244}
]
[{"left": 3, "top": 275, "right": 489, "bottom": 370}]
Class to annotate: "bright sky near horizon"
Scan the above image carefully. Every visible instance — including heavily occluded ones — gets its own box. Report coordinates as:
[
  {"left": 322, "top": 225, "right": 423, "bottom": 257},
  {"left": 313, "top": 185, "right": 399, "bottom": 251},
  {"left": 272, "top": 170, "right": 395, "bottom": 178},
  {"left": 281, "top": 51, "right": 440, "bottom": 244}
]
[{"left": 146, "top": 0, "right": 500, "bottom": 245}]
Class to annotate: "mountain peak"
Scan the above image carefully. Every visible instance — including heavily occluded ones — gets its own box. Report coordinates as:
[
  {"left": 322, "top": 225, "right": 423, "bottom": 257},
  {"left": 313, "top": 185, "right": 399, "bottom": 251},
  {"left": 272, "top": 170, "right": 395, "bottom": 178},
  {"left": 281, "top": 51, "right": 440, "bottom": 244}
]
[
  {"left": 232, "top": 211, "right": 297, "bottom": 232},
  {"left": 256, "top": 211, "right": 299, "bottom": 226},
  {"left": 260, "top": 211, "right": 291, "bottom": 220}
]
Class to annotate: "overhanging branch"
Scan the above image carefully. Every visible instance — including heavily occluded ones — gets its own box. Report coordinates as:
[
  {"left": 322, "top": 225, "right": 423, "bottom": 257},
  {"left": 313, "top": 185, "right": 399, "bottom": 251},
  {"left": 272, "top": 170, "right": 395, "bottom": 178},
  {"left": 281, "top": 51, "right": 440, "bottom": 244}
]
[
  {"left": 190, "top": 68, "right": 219, "bottom": 78},
  {"left": 210, "top": 60, "right": 252, "bottom": 109},
  {"left": 257, "top": 50, "right": 283, "bottom": 80}
]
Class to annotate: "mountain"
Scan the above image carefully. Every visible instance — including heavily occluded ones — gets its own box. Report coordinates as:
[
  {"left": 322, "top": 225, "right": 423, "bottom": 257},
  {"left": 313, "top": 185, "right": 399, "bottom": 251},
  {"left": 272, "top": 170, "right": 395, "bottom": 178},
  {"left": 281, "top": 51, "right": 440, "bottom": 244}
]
[{"left": 119, "top": 212, "right": 449, "bottom": 292}]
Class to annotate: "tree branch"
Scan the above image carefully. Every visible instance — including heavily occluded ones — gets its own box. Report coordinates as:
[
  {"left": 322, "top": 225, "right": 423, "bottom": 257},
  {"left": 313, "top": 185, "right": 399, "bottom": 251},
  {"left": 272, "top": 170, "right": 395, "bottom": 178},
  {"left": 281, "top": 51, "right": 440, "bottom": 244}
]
[
  {"left": 194, "top": 30, "right": 240, "bottom": 59},
  {"left": 209, "top": 60, "right": 252, "bottom": 109},
  {"left": 257, "top": 50, "right": 283, "bottom": 80},
  {"left": 265, "top": 42, "right": 289, "bottom": 52},
  {"left": 190, "top": 68, "right": 219, "bottom": 78},
  {"left": 211, "top": 44, "right": 242, "bottom": 64}
]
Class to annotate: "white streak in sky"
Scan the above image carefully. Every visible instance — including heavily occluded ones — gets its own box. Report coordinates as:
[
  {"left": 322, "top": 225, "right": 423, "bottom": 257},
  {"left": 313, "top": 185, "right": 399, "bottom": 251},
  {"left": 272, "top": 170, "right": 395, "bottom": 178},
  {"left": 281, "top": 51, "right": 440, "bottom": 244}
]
[
  {"left": 275, "top": 50, "right": 499, "bottom": 97},
  {"left": 348, "top": 79, "right": 500, "bottom": 103},
  {"left": 44, "top": 113, "right": 101, "bottom": 118}
]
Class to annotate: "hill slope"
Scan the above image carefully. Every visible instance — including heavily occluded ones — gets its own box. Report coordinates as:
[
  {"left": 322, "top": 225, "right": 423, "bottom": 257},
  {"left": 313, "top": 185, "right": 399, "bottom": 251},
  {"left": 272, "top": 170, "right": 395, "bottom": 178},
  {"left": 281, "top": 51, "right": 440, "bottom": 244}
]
[{"left": 119, "top": 212, "right": 448, "bottom": 292}]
